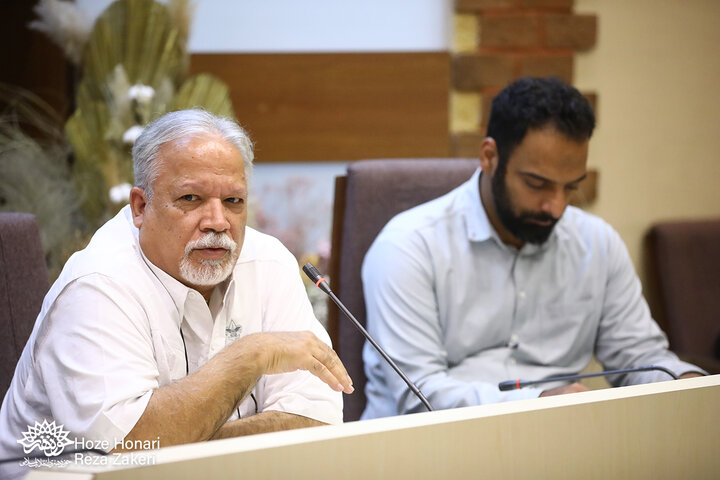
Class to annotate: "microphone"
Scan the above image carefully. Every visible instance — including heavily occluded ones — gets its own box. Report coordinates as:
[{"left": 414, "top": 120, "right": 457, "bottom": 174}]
[
  {"left": 302, "top": 263, "right": 434, "bottom": 412},
  {"left": 498, "top": 365, "right": 679, "bottom": 391}
]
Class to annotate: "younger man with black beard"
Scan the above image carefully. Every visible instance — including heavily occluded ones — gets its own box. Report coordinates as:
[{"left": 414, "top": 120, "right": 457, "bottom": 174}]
[{"left": 360, "top": 77, "right": 703, "bottom": 419}]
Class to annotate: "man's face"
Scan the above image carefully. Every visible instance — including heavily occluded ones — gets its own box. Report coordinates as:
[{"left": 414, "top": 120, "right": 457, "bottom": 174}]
[
  {"left": 131, "top": 134, "right": 248, "bottom": 296},
  {"left": 491, "top": 126, "right": 588, "bottom": 245}
]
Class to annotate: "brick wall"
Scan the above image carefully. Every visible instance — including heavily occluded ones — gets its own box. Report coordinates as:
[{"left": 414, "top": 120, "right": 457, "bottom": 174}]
[{"left": 451, "top": 0, "right": 597, "bottom": 158}]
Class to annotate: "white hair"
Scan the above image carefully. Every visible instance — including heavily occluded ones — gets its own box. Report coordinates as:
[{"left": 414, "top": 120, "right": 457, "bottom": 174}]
[{"left": 132, "top": 109, "right": 254, "bottom": 199}]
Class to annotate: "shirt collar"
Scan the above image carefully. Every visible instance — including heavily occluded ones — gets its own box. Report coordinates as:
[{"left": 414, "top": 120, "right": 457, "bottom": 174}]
[
  {"left": 461, "top": 168, "right": 499, "bottom": 244},
  {"left": 139, "top": 247, "right": 196, "bottom": 320},
  {"left": 128, "top": 213, "right": 234, "bottom": 320}
]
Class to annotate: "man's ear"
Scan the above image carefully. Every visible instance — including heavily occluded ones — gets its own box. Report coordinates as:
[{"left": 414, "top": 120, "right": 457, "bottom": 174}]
[
  {"left": 129, "top": 187, "right": 148, "bottom": 228},
  {"left": 480, "top": 137, "right": 499, "bottom": 176}
]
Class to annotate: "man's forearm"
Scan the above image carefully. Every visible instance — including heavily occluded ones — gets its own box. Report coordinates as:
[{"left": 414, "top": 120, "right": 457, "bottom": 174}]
[
  {"left": 113, "top": 331, "right": 351, "bottom": 452},
  {"left": 211, "top": 411, "right": 326, "bottom": 440},
  {"left": 114, "top": 336, "right": 264, "bottom": 451}
]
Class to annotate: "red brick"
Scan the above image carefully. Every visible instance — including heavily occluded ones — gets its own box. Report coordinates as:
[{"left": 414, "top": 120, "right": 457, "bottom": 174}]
[
  {"left": 451, "top": 132, "right": 485, "bottom": 158},
  {"left": 520, "top": 0, "right": 573, "bottom": 8},
  {"left": 545, "top": 14, "right": 597, "bottom": 50},
  {"left": 518, "top": 54, "right": 573, "bottom": 82},
  {"left": 480, "top": 15, "right": 542, "bottom": 48},
  {"left": 453, "top": 54, "right": 515, "bottom": 90},
  {"left": 455, "top": 0, "right": 517, "bottom": 12}
]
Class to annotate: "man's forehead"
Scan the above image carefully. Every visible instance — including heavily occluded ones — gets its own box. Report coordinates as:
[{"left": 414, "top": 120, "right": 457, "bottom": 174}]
[
  {"left": 150, "top": 134, "right": 247, "bottom": 189},
  {"left": 510, "top": 125, "right": 587, "bottom": 158},
  {"left": 155, "top": 134, "right": 245, "bottom": 171},
  {"left": 175, "top": 177, "right": 247, "bottom": 192},
  {"left": 517, "top": 169, "right": 587, "bottom": 185}
]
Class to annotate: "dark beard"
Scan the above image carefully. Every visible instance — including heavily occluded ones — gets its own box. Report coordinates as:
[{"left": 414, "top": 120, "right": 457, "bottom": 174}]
[{"left": 491, "top": 169, "right": 558, "bottom": 245}]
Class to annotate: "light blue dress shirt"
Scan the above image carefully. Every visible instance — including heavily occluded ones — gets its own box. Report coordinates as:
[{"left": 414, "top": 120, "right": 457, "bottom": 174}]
[{"left": 361, "top": 168, "right": 701, "bottom": 419}]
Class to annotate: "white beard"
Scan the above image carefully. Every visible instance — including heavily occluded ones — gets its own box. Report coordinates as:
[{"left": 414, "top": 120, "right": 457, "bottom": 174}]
[{"left": 179, "top": 232, "right": 238, "bottom": 286}]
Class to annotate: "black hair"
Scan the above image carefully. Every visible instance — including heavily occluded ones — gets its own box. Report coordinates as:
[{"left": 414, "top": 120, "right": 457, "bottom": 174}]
[{"left": 486, "top": 77, "right": 596, "bottom": 167}]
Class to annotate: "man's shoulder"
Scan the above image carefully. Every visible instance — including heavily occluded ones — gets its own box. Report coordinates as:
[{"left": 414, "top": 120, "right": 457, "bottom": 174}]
[
  {"left": 364, "top": 183, "right": 476, "bottom": 276},
  {"left": 561, "top": 206, "right": 613, "bottom": 231},
  {"left": 380, "top": 185, "right": 471, "bottom": 240},
  {"left": 237, "top": 226, "right": 296, "bottom": 267},
  {"left": 36, "top": 210, "right": 166, "bottom": 339},
  {"left": 53, "top": 208, "right": 154, "bottom": 296},
  {"left": 558, "top": 206, "right": 622, "bottom": 250}
]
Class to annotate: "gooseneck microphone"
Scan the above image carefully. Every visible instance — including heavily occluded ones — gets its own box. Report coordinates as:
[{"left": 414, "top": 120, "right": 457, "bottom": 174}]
[
  {"left": 302, "top": 263, "right": 434, "bottom": 412},
  {"left": 498, "top": 365, "right": 679, "bottom": 391}
]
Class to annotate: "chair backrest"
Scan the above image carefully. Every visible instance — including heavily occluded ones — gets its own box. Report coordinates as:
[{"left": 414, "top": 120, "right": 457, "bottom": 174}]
[
  {"left": 328, "top": 158, "right": 480, "bottom": 421},
  {"left": 0, "top": 213, "right": 49, "bottom": 397},
  {"left": 645, "top": 218, "right": 720, "bottom": 373}
]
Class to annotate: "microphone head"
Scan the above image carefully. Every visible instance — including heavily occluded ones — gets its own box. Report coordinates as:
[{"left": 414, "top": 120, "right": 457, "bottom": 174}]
[
  {"left": 302, "top": 262, "right": 332, "bottom": 294},
  {"left": 498, "top": 380, "right": 519, "bottom": 391},
  {"left": 302, "top": 263, "right": 322, "bottom": 283}
]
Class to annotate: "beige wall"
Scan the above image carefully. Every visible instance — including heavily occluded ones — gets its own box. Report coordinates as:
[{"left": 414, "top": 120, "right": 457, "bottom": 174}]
[{"left": 574, "top": 0, "right": 720, "bottom": 282}]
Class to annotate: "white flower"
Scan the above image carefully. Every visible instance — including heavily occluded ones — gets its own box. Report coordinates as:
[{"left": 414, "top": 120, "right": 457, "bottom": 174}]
[
  {"left": 127, "top": 84, "right": 155, "bottom": 105},
  {"left": 122, "top": 125, "right": 144, "bottom": 145},
  {"left": 109, "top": 183, "right": 133, "bottom": 204}
]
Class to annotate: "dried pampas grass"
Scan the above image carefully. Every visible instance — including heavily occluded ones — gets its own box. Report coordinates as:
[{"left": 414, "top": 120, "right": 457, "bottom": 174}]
[
  {"left": 171, "top": 74, "right": 235, "bottom": 119},
  {"left": 0, "top": 83, "right": 87, "bottom": 279},
  {"left": 29, "top": 0, "right": 93, "bottom": 65}
]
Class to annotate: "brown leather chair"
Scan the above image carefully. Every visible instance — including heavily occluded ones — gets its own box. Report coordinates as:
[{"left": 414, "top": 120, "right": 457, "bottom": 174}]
[
  {"left": 644, "top": 218, "right": 720, "bottom": 374},
  {"left": 327, "top": 158, "right": 481, "bottom": 421},
  {"left": 0, "top": 213, "right": 49, "bottom": 398}
]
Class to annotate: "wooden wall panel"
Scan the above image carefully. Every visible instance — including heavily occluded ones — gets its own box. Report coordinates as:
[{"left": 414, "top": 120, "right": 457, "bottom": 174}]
[{"left": 190, "top": 53, "right": 450, "bottom": 162}]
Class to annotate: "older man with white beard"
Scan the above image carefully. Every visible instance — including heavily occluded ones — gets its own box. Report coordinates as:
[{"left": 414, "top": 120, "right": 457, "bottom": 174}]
[{"left": 0, "top": 110, "right": 352, "bottom": 479}]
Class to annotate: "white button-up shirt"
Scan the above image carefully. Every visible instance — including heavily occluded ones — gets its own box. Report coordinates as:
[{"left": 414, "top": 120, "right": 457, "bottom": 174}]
[
  {"left": 0, "top": 206, "right": 341, "bottom": 479},
  {"left": 362, "top": 169, "right": 702, "bottom": 419}
]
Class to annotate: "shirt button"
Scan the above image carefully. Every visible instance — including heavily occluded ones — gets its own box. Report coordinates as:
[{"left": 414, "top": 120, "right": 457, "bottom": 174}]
[
  {"left": 510, "top": 358, "right": 517, "bottom": 365},
  {"left": 519, "top": 291, "right": 526, "bottom": 299}
]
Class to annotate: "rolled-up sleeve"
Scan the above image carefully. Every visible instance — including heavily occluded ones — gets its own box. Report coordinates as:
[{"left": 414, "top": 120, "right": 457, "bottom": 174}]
[
  {"left": 34, "top": 275, "right": 157, "bottom": 448},
  {"left": 255, "top": 248, "right": 343, "bottom": 425}
]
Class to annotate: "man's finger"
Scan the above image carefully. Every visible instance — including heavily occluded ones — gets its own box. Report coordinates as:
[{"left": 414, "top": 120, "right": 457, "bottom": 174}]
[
  {"left": 307, "top": 358, "right": 353, "bottom": 393},
  {"left": 313, "top": 346, "right": 353, "bottom": 393}
]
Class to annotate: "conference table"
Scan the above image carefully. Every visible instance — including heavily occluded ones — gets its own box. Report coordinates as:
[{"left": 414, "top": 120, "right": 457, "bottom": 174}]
[{"left": 25, "top": 374, "right": 720, "bottom": 479}]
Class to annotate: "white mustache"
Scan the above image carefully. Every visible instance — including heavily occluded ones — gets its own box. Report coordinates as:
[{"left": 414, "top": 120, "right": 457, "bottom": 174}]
[{"left": 185, "top": 233, "right": 237, "bottom": 256}]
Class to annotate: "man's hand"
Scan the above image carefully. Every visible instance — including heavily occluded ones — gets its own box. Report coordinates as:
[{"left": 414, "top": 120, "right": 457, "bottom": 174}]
[
  {"left": 241, "top": 331, "right": 354, "bottom": 394},
  {"left": 539, "top": 382, "right": 590, "bottom": 397}
]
